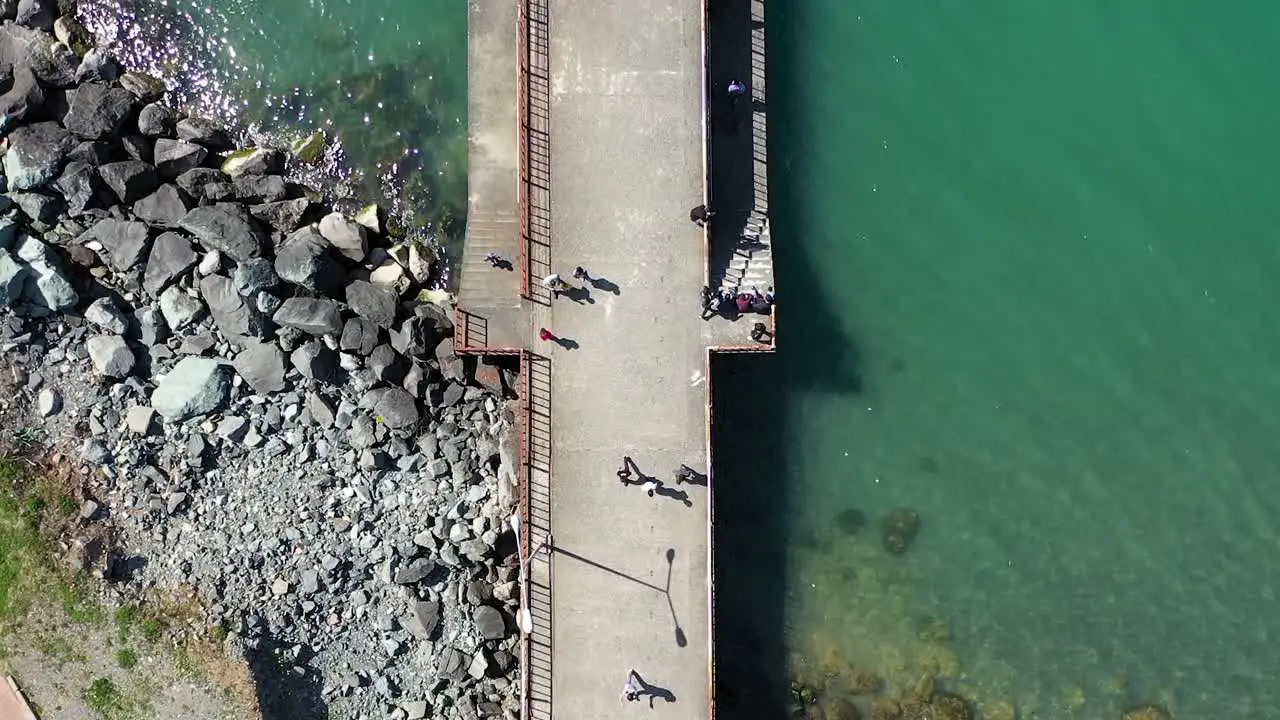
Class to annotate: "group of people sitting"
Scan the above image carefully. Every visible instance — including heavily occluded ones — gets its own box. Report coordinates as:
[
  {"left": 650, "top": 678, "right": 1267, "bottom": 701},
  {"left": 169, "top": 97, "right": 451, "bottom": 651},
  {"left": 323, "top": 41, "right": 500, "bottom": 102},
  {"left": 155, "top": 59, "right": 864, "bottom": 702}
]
[{"left": 700, "top": 285, "right": 774, "bottom": 319}]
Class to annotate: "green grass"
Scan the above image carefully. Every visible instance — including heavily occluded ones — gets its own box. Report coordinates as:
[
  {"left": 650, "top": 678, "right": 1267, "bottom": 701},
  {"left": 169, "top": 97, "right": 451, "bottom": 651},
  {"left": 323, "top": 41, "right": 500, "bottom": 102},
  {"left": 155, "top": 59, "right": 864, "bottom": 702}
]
[
  {"left": 139, "top": 618, "right": 165, "bottom": 644},
  {"left": 116, "top": 648, "right": 139, "bottom": 670},
  {"left": 83, "top": 677, "right": 124, "bottom": 716},
  {"left": 0, "top": 456, "right": 51, "bottom": 621}
]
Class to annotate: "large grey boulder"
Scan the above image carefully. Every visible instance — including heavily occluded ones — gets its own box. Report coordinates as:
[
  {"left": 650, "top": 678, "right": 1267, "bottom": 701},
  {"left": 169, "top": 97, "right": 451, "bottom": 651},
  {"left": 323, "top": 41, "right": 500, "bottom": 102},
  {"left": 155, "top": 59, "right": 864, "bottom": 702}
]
[
  {"left": 340, "top": 317, "right": 380, "bottom": 355},
  {"left": 142, "top": 232, "right": 198, "bottom": 296},
  {"left": 0, "top": 66, "right": 43, "bottom": 123},
  {"left": 176, "top": 117, "right": 231, "bottom": 150},
  {"left": 158, "top": 286, "right": 204, "bottom": 330},
  {"left": 15, "top": 236, "right": 76, "bottom": 310},
  {"left": 62, "top": 83, "right": 135, "bottom": 139},
  {"left": 2, "top": 121, "right": 76, "bottom": 190},
  {"left": 359, "top": 387, "right": 419, "bottom": 429},
  {"left": 232, "top": 257, "right": 277, "bottom": 297},
  {"left": 117, "top": 71, "right": 167, "bottom": 102},
  {"left": 132, "top": 184, "right": 190, "bottom": 227},
  {"left": 472, "top": 606, "right": 507, "bottom": 641},
  {"left": 86, "top": 335, "right": 134, "bottom": 377},
  {"left": 318, "top": 212, "right": 367, "bottom": 262},
  {"left": 153, "top": 139, "right": 208, "bottom": 179},
  {"left": 74, "top": 48, "right": 121, "bottom": 85},
  {"left": 273, "top": 225, "right": 343, "bottom": 294},
  {"left": 232, "top": 339, "right": 287, "bottom": 395},
  {"left": 179, "top": 203, "right": 266, "bottom": 263},
  {"left": 174, "top": 167, "right": 228, "bottom": 200},
  {"left": 221, "top": 147, "right": 284, "bottom": 177},
  {"left": 345, "top": 279, "right": 397, "bottom": 328},
  {"left": 8, "top": 191, "right": 63, "bottom": 228},
  {"left": 152, "top": 357, "right": 230, "bottom": 421},
  {"left": 0, "top": 249, "right": 29, "bottom": 305},
  {"left": 53, "top": 161, "right": 104, "bottom": 216},
  {"left": 231, "top": 174, "right": 285, "bottom": 204},
  {"left": 136, "top": 103, "right": 174, "bottom": 137},
  {"left": 82, "top": 218, "right": 150, "bottom": 272},
  {"left": 0, "top": 23, "right": 76, "bottom": 88},
  {"left": 84, "top": 297, "right": 128, "bottom": 334},
  {"left": 199, "top": 273, "right": 267, "bottom": 343},
  {"left": 273, "top": 297, "right": 342, "bottom": 336},
  {"left": 289, "top": 340, "right": 336, "bottom": 382},
  {"left": 404, "top": 599, "right": 441, "bottom": 641},
  {"left": 98, "top": 160, "right": 158, "bottom": 204},
  {"left": 249, "top": 198, "right": 311, "bottom": 232},
  {"left": 15, "top": 0, "right": 54, "bottom": 30}
]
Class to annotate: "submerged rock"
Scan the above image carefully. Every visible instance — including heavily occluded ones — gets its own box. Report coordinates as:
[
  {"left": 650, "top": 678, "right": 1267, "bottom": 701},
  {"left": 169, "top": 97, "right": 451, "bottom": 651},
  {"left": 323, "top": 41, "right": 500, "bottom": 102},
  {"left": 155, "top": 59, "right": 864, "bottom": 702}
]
[{"left": 880, "top": 507, "right": 920, "bottom": 555}]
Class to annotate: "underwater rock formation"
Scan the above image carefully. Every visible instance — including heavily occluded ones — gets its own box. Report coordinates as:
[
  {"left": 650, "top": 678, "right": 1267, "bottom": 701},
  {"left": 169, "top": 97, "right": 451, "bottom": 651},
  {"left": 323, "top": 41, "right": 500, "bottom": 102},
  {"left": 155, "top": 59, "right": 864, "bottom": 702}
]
[
  {"left": 881, "top": 506, "right": 921, "bottom": 555},
  {"left": 1122, "top": 705, "right": 1172, "bottom": 720}
]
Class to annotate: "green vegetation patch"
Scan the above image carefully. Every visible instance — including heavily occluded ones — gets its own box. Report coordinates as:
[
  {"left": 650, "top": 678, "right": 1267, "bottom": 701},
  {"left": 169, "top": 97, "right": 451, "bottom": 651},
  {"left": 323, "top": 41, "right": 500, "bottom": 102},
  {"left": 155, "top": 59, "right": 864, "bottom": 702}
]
[{"left": 116, "top": 648, "right": 139, "bottom": 670}]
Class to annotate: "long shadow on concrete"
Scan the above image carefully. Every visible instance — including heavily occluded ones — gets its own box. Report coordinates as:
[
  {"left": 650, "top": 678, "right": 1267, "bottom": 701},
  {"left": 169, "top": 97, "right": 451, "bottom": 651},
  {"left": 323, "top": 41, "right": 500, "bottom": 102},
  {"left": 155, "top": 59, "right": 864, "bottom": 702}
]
[{"left": 710, "top": 0, "right": 864, "bottom": 715}]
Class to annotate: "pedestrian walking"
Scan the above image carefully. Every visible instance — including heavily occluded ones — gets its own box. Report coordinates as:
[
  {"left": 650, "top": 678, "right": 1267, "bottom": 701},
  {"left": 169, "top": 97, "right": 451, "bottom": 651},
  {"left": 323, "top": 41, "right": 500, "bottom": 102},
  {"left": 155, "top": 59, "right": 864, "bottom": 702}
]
[
  {"left": 641, "top": 479, "right": 659, "bottom": 497},
  {"left": 750, "top": 322, "right": 771, "bottom": 343},
  {"left": 539, "top": 328, "right": 556, "bottom": 342},
  {"left": 620, "top": 669, "right": 643, "bottom": 703},
  {"left": 727, "top": 79, "right": 747, "bottom": 101},
  {"left": 674, "top": 465, "right": 695, "bottom": 484},
  {"left": 573, "top": 265, "right": 591, "bottom": 281},
  {"left": 689, "top": 204, "right": 715, "bottom": 227},
  {"left": 541, "top": 272, "right": 570, "bottom": 298},
  {"left": 617, "top": 457, "right": 634, "bottom": 484},
  {"left": 484, "top": 252, "right": 506, "bottom": 267}
]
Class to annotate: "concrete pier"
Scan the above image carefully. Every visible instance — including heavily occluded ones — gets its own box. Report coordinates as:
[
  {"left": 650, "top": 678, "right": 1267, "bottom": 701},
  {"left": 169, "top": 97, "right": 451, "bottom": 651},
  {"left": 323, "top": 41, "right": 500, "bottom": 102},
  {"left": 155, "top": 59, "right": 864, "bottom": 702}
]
[{"left": 458, "top": 0, "right": 773, "bottom": 717}]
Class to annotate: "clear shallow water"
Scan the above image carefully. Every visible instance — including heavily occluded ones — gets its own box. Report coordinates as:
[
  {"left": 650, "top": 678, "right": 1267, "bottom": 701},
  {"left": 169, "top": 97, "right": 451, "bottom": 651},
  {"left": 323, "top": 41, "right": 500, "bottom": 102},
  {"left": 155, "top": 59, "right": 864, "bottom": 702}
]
[
  {"left": 77, "top": 0, "right": 468, "bottom": 245},
  {"left": 720, "top": 1, "right": 1280, "bottom": 718}
]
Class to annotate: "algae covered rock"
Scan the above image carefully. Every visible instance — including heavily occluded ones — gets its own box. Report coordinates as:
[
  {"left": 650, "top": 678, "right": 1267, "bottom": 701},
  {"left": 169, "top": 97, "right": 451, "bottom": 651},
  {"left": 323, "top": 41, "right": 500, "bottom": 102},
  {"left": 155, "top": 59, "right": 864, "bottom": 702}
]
[
  {"left": 930, "top": 693, "right": 972, "bottom": 720},
  {"left": 290, "top": 129, "right": 327, "bottom": 164},
  {"left": 881, "top": 507, "right": 921, "bottom": 555},
  {"left": 869, "top": 698, "right": 901, "bottom": 720},
  {"left": 1122, "top": 705, "right": 1172, "bottom": 720},
  {"left": 825, "top": 697, "right": 861, "bottom": 720}
]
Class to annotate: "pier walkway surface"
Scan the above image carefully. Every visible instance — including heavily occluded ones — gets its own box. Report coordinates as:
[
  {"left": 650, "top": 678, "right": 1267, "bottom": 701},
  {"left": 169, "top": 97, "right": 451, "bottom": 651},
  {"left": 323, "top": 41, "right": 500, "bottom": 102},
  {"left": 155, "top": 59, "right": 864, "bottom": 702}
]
[{"left": 458, "top": 0, "right": 773, "bottom": 718}]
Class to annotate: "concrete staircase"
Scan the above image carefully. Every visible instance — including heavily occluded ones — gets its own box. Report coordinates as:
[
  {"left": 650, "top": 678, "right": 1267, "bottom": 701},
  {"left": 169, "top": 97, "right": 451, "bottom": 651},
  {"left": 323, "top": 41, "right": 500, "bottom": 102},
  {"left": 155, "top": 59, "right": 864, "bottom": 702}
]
[
  {"left": 715, "top": 211, "right": 773, "bottom": 294},
  {"left": 458, "top": 209, "right": 522, "bottom": 309}
]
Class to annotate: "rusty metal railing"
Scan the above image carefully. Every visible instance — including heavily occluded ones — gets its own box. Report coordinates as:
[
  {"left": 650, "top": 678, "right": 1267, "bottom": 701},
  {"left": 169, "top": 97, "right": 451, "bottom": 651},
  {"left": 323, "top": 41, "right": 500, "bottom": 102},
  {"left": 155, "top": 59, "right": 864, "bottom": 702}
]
[{"left": 517, "top": 0, "right": 532, "bottom": 300}]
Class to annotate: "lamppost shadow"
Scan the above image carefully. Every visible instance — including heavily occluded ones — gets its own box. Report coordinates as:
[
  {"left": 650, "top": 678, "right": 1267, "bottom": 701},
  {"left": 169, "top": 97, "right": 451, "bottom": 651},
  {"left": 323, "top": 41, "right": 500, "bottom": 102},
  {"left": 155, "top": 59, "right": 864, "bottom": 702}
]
[{"left": 552, "top": 545, "right": 687, "bottom": 648}]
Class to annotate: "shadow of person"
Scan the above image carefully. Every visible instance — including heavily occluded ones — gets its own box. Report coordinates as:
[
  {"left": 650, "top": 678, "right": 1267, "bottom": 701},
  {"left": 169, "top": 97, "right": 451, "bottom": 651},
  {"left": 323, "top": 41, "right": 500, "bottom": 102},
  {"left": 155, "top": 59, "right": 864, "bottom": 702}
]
[
  {"left": 634, "top": 672, "right": 678, "bottom": 708},
  {"left": 562, "top": 285, "right": 595, "bottom": 304},
  {"left": 495, "top": 258, "right": 514, "bottom": 271},
  {"left": 553, "top": 337, "right": 580, "bottom": 350},
  {"left": 589, "top": 276, "right": 621, "bottom": 295},
  {"left": 655, "top": 483, "right": 693, "bottom": 507}
]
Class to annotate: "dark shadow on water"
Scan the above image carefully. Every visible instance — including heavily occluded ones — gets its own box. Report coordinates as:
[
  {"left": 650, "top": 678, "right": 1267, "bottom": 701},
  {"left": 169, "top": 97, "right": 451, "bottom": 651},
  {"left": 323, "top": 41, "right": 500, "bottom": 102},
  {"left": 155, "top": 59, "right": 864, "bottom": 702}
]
[{"left": 710, "top": 0, "right": 865, "bottom": 716}]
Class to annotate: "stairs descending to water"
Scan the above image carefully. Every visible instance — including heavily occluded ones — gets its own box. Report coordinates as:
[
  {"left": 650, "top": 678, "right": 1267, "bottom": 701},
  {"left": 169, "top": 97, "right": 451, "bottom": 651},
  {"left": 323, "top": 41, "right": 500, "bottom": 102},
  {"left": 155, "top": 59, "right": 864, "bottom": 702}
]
[
  {"left": 458, "top": 209, "right": 521, "bottom": 308},
  {"left": 714, "top": 211, "right": 773, "bottom": 294}
]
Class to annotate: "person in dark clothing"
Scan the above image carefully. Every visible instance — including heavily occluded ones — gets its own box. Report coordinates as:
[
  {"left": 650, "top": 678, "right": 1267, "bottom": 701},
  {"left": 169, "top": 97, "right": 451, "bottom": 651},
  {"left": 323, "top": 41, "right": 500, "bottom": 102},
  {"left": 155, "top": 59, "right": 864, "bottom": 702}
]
[
  {"left": 689, "top": 204, "right": 715, "bottom": 227},
  {"left": 573, "top": 266, "right": 591, "bottom": 281},
  {"left": 750, "top": 322, "right": 772, "bottom": 343}
]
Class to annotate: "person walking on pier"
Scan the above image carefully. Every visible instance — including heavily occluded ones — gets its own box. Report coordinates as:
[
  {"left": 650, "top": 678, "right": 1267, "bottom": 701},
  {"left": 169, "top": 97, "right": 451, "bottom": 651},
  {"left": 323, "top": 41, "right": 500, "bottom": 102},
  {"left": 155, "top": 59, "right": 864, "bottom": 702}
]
[
  {"left": 483, "top": 252, "right": 507, "bottom": 268},
  {"left": 620, "top": 669, "right": 643, "bottom": 703},
  {"left": 690, "top": 204, "right": 715, "bottom": 227},
  {"left": 674, "top": 465, "right": 696, "bottom": 484},
  {"left": 573, "top": 265, "right": 592, "bottom": 282},
  {"left": 750, "top": 322, "right": 773, "bottom": 343},
  {"left": 539, "top": 328, "right": 556, "bottom": 343},
  {"left": 727, "top": 79, "right": 747, "bottom": 103},
  {"left": 617, "top": 457, "right": 636, "bottom": 484},
  {"left": 641, "top": 479, "right": 659, "bottom": 497}
]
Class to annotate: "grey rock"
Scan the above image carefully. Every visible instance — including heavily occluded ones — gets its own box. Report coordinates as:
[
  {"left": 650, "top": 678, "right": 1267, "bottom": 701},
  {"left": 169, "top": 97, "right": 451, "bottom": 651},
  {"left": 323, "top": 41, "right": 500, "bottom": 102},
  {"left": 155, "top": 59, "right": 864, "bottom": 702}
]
[
  {"left": 84, "top": 297, "right": 128, "bottom": 334},
  {"left": 176, "top": 117, "right": 232, "bottom": 150},
  {"left": 0, "top": 216, "right": 15, "bottom": 249},
  {"left": 153, "top": 139, "right": 209, "bottom": 179},
  {"left": 402, "top": 701, "right": 428, "bottom": 720},
  {"left": 232, "top": 257, "right": 277, "bottom": 297},
  {"left": 340, "top": 317, "right": 380, "bottom": 355},
  {"left": 135, "top": 307, "right": 167, "bottom": 345},
  {"left": 36, "top": 387, "right": 58, "bottom": 416},
  {"left": 79, "top": 499, "right": 99, "bottom": 520},
  {"left": 0, "top": 66, "right": 42, "bottom": 123},
  {"left": 8, "top": 191, "right": 64, "bottom": 228},
  {"left": 299, "top": 568, "right": 320, "bottom": 595},
  {"left": 0, "top": 249, "right": 29, "bottom": 304},
  {"left": 179, "top": 203, "right": 266, "bottom": 263},
  {"left": 15, "top": 0, "right": 53, "bottom": 30},
  {"left": 273, "top": 297, "right": 342, "bottom": 336},
  {"left": 306, "top": 392, "right": 335, "bottom": 425},
  {"left": 438, "top": 648, "right": 467, "bottom": 682},
  {"left": 197, "top": 250, "right": 220, "bottom": 276},
  {"left": 367, "top": 344, "right": 404, "bottom": 384},
  {"left": 66, "top": 140, "right": 118, "bottom": 166},
  {"left": 132, "top": 184, "right": 190, "bottom": 227},
  {"left": 360, "top": 387, "right": 419, "bottom": 429},
  {"left": 290, "top": 340, "right": 336, "bottom": 382},
  {"left": 435, "top": 336, "right": 465, "bottom": 383},
  {"left": 2, "top": 121, "right": 76, "bottom": 190},
  {"left": 273, "top": 225, "right": 342, "bottom": 294},
  {"left": 142, "top": 232, "right": 197, "bottom": 296},
  {"left": 98, "top": 160, "right": 158, "bottom": 204},
  {"left": 233, "top": 339, "right": 287, "bottom": 394},
  {"left": 230, "top": 173, "right": 285, "bottom": 203},
  {"left": 152, "top": 357, "right": 231, "bottom": 421},
  {"left": 120, "top": 134, "right": 152, "bottom": 164},
  {"left": 318, "top": 211, "right": 367, "bottom": 262},
  {"left": 248, "top": 198, "right": 311, "bottom": 232},
  {"left": 83, "top": 218, "right": 151, "bottom": 272},
  {"left": 222, "top": 147, "right": 284, "bottom": 177},
  {"left": 86, "top": 335, "right": 134, "bottom": 377},
  {"left": 200, "top": 273, "right": 267, "bottom": 342},
  {"left": 440, "top": 381, "right": 465, "bottom": 409},
  {"left": 53, "top": 161, "right": 103, "bottom": 216},
  {"left": 403, "top": 599, "right": 440, "bottom": 642},
  {"left": 402, "top": 362, "right": 430, "bottom": 397},
  {"left": 389, "top": 316, "right": 437, "bottom": 358},
  {"left": 166, "top": 492, "right": 187, "bottom": 515},
  {"left": 158, "top": 286, "right": 204, "bottom": 330},
  {"left": 63, "top": 84, "right": 135, "bottom": 139},
  {"left": 79, "top": 437, "right": 110, "bottom": 465},
  {"left": 467, "top": 650, "right": 490, "bottom": 680},
  {"left": 15, "top": 237, "right": 77, "bottom": 310},
  {"left": 215, "top": 415, "right": 247, "bottom": 441},
  {"left": 137, "top": 103, "right": 174, "bottom": 137},
  {"left": 393, "top": 558, "right": 436, "bottom": 585},
  {"left": 174, "top": 167, "right": 227, "bottom": 199},
  {"left": 345, "top": 279, "right": 397, "bottom": 328},
  {"left": 74, "top": 48, "right": 121, "bottom": 85},
  {"left": 0, "top": 23, "right": 76, "bottom": 88},
  {"left": 125, "top": 406, "right": 156, "bottom": 434},
  {"left": 254, "top": 291, "right": 281, "bottom": 316}
]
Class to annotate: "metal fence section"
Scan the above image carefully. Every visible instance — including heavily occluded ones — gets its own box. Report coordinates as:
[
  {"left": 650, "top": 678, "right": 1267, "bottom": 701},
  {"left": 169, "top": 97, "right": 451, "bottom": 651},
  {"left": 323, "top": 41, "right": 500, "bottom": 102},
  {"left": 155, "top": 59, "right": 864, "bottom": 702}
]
[
  {"left": 523, "top": 352, "right": 554, "bottom": 720},
  {"left": 524, "top": 0, "right": 554, "bottom": 306}
]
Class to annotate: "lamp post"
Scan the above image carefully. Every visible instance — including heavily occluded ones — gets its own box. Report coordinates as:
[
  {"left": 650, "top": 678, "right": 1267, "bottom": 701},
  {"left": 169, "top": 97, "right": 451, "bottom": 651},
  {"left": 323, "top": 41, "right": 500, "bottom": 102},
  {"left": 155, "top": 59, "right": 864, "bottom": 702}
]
[{"left": 509, "top": 512, "right": 549, "bottom": 635}]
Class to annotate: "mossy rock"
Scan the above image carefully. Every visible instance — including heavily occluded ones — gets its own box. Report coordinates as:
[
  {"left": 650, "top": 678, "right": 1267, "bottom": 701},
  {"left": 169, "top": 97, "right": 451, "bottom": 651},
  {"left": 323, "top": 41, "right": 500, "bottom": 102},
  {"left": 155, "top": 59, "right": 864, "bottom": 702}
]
[
  {"left": 881, "top": 507, "right": 921, "bottom": 555},
  {"left": 916, "top": 615, "right": 951, "bottom": 643},
  {"left": 290, "top": 130, "right": 327, "bottom": 164},
  {"left": 825, "top": 697, "right": 861, "bottom": 720},
  {"left": 1122, "top": 705, "right": 1172, "bottom": 720},
  {"left": 930, "top": 692, "right": 973, "bottom": 720},
  {"left": 869, "top": 698, "right": 901, "bottom": 720},
  {"left": 848, "top": 670, "right": 882, "bottom": 695}
]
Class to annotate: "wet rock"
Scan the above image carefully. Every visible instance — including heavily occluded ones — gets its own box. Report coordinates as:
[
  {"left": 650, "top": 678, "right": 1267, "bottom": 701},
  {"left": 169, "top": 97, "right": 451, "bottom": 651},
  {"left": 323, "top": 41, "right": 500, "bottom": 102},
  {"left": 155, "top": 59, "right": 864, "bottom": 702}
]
[
  {"left": 1121, "top": 706, "right": 1171, "bottom": 720},
  {"left": 881, "top": 507, "right": 921, "bottom": 555},
  {"left": 62, "top": 83, "right": 135, "bottom": 139},
  {"left": 158, "top": 286, "right": 204, "bottom": 330},
  {"left": 98, "top": 160, "right": 158, "bottom": 204},
  {"left": 200, "top": 273, "right": 267, "bottom": 342},
  {"left": 318, "top": 211, "right": 367, "bottom": 262},
  {"left": 834, "top": 508, "right": 867, "bottom": 536},
  {"left": 273, "top": 297, "right": 342, "bottom": 337},
  {"left": 174, "top": 168, "right": 228, "bottom": 201},
  {"left": 249, "top": 197, "right": 311, "bottom": 233},
  {"left": 83, "top": 218, "right": 150, "bottom": 271},
  {"left": 137, "top": 103, "right": 174, "bottom": 137},
  {"left": 221, "top": 147, "right": 283, "bottom": 177},
  {"left": 179, "top": 203, "right": 266, "bottom": 263},
  {"left": 274, "top": 225, "right": 343, "bottom": 294},
  {"left": 0, "top": 66, "right": 42, "bottom": 123},
  {"left": 389, "top": 241, "right": 434, "bottom": 285},
  {"left": 153, "top": 139, "right": 209, "bottom": 179},
  {"left": 74, "top": 48, "right": 121, "bottom": 85},
  {"left": 142, "top": 231, "right": 197, "bottom": 296},
  {"left": 929, "top": 693, "right": 972, "bottom": 720},
  {"left": 345, "top": 279, "right": 397, "bottom": 328},
  {"left": 2, "top": 121, "right": 76, "bottom": 190},
  {"left": 231, "top": 174, "right": 286, "bottom": 204},
  {"left": 118, "top": 71, "right": 167, "bottom": 102},
  {"left": 86, "top": 335, "right": 134, "bottom": 377},
  {"left": 176, "top": 117, "right": 232, "bottom": 150},
  {"left": 132, "top": 184, "right": 190, "bottom": 227},
  {"left": 84, "top": 297, "right": 128, "bottom": 334},
  {"left": 290, "top": 340, "right": 336, "bottom": 382},
  {"left": 472, "top": 605, "right": 507, "bottom": 641},
  {"left": 151, "top": 356, "right": 230, "bottom": 421}
]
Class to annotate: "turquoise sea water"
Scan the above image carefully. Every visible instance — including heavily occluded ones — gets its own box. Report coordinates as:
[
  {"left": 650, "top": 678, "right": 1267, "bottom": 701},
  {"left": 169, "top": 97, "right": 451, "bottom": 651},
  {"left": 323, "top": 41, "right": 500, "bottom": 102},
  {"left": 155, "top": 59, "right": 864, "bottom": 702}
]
[
  {"left": 74, "top": 0, "right": 1280, "bottom": 717},
  {"left": 716, "top": 1, "right": 1280, "bottom": 718}
]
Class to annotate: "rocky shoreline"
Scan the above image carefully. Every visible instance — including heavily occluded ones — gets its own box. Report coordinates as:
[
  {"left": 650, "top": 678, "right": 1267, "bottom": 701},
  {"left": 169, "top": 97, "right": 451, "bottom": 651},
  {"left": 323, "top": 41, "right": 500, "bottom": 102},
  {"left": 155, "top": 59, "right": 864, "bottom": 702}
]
[{"left": 0, "top": 3, "right": 524, "bottom": 719}]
